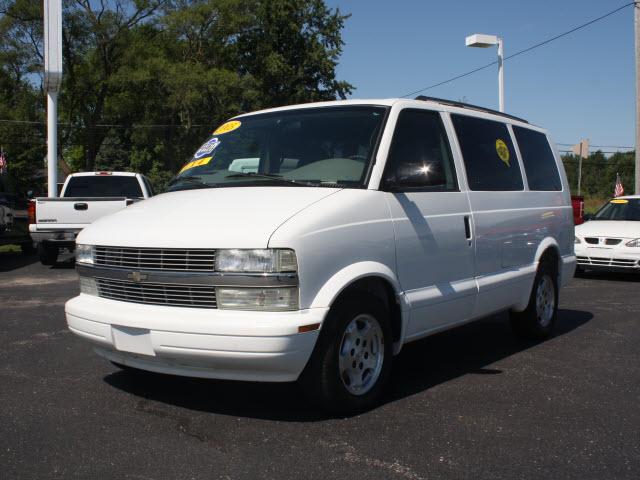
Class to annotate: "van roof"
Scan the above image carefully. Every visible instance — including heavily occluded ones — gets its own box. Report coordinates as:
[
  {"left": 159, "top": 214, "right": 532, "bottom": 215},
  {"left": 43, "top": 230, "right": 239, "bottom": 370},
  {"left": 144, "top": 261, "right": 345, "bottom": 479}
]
[{"left": 233, "top": 97, "right": 534, "bottom": 129}]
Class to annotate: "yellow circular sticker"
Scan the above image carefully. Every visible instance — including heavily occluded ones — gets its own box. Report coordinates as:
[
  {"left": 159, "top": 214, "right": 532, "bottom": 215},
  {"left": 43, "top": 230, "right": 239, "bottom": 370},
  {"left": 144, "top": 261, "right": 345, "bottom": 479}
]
[
  {"left": 213, "top": 120, "right": 241, "bottom": 135},
  {"left": 495, "top": 139, "right": 510, "bottom": 167}
]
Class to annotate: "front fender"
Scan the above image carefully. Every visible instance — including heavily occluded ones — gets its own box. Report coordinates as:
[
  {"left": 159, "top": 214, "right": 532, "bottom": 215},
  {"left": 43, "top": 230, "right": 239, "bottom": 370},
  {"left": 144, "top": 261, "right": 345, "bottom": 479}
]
[{"left": 310, "top": 261, "right": 410, "bottom": 355}]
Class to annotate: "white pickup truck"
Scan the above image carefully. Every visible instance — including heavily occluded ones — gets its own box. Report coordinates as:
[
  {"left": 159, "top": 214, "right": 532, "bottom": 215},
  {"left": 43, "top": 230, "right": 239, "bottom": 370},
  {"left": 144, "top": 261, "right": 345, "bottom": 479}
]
[{"left": 29, "top": 172, "right": 153, "bottom": 265}]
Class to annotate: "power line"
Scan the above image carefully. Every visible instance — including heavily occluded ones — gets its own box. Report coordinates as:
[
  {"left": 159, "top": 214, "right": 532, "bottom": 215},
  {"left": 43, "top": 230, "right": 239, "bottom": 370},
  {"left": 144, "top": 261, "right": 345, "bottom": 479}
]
[
  {"left": 0, "top": 119, "right": 212, "bottom": 128},
  {"left": 558, "top": 143, "right": 634, "bottom": 149},
  {"left": 400, "top": 2, "right": 637, "bottom": 98}
]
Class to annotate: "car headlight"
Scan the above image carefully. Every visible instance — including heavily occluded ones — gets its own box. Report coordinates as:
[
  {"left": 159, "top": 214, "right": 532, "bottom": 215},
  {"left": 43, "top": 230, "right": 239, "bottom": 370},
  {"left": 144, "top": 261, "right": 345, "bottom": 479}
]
[
  {"left": 216, "top": 287, "right": 299, "bottom": 311},
  {"left": 215, "top": 249, "right": 297, "bottom": 273},
  {"left": 76, "top": 244, "right": 95, "bottom": 264},
  {"left": 625, "top": 238, "right": 640, "bottom": 247},
  {"left": 79, "top": 276, "right": 98, "bottom": 296},
  {"left": 574, "top": 237, "right": 581, "bottom": 244}
]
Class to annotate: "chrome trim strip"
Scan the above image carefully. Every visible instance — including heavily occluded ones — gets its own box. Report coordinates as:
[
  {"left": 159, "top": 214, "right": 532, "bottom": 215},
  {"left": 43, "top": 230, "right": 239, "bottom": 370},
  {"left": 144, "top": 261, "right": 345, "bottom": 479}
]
[{"left": 77, "top": 264, "right": 299, "bottom": 287}]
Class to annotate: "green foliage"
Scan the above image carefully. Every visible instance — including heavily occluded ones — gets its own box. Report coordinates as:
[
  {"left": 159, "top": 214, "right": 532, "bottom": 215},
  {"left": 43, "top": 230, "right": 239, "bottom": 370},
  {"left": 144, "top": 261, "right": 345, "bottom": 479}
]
[
  {"left": 0, "top": 0, "right": 353, "bottom": 193},
  {"left": 562, "top": 150, "right": 635, "bottom": 198}
]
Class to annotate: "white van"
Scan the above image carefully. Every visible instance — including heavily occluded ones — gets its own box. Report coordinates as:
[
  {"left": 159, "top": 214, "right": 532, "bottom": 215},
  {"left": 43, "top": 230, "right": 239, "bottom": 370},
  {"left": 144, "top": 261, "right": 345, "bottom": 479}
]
[{"left": 66, "top": 97, "right": 576, "bottom": 414}]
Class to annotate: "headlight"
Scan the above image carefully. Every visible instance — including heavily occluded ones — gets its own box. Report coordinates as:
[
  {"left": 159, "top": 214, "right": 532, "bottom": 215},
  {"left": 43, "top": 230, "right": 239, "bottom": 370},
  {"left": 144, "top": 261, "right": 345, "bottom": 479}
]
[
  {"left": 76, "top": 244, "right": 95, "bottom": 264},
  {"left": 574, "top": 237, "right": 581, "bottom": 244},
  {"left": 216, "top": 249, "right": 297, "bottom": 273},
  {"left": 216, "top": 287, "right": 298, "bottom": 311},
  {"left": 626, "top": 238, "right": 640, "bottom": 247},
  {"left": 79, "top": 276, "right": 98, "bottom": 296}
]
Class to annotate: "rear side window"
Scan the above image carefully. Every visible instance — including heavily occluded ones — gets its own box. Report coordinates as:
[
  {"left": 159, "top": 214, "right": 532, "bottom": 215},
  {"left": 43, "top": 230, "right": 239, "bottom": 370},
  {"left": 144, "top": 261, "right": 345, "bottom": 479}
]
[
  {"left": 452, "top": 114, "right": 523, "bottom": 191},
  {"left": 383, "top": 109, "right": 457, "bottom": 191},
  {"left": 513, "top": 126, "right": 562, "bottom": 191},
  {"left": 64, "top": 176, "right": 143, "bottom": 198}
]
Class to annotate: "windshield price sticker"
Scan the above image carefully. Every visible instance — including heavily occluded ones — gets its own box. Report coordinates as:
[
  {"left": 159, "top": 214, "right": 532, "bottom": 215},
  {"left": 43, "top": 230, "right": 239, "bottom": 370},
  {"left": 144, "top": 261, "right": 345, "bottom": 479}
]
[
  {"left": 179, "top": 156, "right": 212, "bottom": 173},
  {"left": 194, "top": 137, "right": 221, "bottom": 159},
  {"left": 495, "top": 139, "right": 510, "bottom": 167},
  {"left": 213, "top": 120, "right": 241, "bottom": 135}
]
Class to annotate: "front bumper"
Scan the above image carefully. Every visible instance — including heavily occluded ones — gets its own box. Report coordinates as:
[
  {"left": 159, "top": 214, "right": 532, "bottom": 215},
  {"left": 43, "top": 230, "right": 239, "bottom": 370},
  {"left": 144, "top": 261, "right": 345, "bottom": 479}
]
[
  {"left": 575, "top": 244, "right": 640, "bottom": 271},
  {"left": 66, "top": 294, "right": 328, "bottom": 382}
]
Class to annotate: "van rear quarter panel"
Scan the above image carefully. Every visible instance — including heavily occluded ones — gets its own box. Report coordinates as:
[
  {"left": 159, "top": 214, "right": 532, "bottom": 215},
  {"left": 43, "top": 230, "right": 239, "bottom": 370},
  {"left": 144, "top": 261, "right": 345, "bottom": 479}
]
[
  {"left": 469, "top": 189, "right": 573, "bottom": 317},
  {"left": 267, "top": 189, "right": 398, "bottom": 310}
]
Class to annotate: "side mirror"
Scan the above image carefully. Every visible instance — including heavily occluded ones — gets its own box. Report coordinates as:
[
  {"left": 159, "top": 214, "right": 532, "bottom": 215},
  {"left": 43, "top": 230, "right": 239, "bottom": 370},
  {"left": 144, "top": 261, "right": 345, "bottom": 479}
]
[{"left": 583, "top": 213, "right": 593, "bottom": 221}]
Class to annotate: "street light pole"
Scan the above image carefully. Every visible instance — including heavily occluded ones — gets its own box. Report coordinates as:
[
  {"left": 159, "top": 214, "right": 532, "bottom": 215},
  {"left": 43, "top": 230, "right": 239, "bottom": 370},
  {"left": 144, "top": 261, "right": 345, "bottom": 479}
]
[
  {"left": 44, "top": 0, "right": 62, "bottom": 198},
  {"left": 466, "top": 33, "right": 504, "bottom": 112},
  {"left": 497, "top": 37, "right": 504, "bottom": 113},
  {"left": 635, "top": 0, "right": 639, "bottom": 194}
]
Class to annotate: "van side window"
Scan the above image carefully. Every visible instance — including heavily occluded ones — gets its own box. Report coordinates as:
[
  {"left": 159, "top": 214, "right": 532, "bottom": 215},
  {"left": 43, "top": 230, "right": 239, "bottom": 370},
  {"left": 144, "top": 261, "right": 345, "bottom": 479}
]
[
  {"left": 383, "top": 109, "right": 457, "bottom": 191},
  {"left": 513, "top": 126, "right": 562, "bottom": 191},
  {"left": 451, "top": 114, "right": 523, "bottom": 191}
]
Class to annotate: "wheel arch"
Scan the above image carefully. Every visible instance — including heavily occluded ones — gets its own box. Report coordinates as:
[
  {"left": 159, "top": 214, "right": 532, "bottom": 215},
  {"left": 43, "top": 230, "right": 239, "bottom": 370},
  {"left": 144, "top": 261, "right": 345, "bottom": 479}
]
[
  {"left": 310, "top": 262, "right": 408, "bottom": 354},
  {"left": 512, "top": 238, "right": 561, "bottom": 312}
]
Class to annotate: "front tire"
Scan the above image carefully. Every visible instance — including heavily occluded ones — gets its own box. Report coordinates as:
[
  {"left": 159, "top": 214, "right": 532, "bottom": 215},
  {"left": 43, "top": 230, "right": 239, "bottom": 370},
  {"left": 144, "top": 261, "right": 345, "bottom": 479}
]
[
  {"left": 299, "top": 293, "right": 393, "bottom": 416},
  {"left": 510, "top": 259, "right": 558, "bottom": 339}
]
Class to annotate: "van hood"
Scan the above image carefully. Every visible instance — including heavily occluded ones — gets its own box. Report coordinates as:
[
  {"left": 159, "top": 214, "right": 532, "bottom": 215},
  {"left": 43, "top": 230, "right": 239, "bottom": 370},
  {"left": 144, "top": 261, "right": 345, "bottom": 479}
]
[
  {"left": 77, "top": 186, "right": 340, "bottom": 248},
  {"left": 575, "top": 220, "right": 640, "bottom": 239}
]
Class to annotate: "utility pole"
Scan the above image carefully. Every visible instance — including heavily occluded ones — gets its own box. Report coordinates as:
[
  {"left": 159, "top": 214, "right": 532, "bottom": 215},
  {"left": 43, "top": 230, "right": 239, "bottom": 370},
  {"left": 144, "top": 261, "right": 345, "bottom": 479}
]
[
  {"left": 498, "top": 37, "right": 504, "bottom": 113},
  {"left": 635, "top": 1, "right": 640, "bottom": 194}
]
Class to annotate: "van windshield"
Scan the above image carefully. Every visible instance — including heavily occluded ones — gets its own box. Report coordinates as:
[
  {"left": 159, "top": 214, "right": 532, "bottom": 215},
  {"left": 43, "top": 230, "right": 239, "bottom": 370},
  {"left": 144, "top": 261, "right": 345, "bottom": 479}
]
[
  {"left": 593, "top": 199, "right": 640, "bottom": 221},
  {"left": 168, "top": 106, "right": 387, "bottom": 191}
]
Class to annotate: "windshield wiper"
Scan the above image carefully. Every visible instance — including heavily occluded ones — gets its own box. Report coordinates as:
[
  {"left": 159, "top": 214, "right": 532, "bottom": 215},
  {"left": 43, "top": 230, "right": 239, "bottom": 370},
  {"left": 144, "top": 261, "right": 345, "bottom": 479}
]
[
  {"left": 167, "top": 176, "right": 213, "bottom": 190},
  {"left": 225, "top": 172, "right": 321, "bottom": 187}
]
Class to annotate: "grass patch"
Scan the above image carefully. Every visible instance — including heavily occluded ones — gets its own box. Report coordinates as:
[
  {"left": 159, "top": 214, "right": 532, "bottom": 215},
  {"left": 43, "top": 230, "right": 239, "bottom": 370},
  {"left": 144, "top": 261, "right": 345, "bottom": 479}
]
[
  {"left": 0, "top": 244, "right": 20, "bottom": 253},
  {"left": 583, "top": 197, "right": 608, "bottom": 215}
]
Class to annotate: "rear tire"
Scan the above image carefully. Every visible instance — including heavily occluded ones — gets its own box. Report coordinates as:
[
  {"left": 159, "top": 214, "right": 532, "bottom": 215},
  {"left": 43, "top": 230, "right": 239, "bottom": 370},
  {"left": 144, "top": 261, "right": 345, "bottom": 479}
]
[
  {"left": 38, "top": 244, "right": 59, "bottom": 266},
  {"left": 299, "top": 293, "right": 393, "bottom": 416},
  {"left": 510, "top": 259, "right": 558, "bottom": 340},
  {"left": 20, "top": 242, "right": 35, "bottom": 254}
]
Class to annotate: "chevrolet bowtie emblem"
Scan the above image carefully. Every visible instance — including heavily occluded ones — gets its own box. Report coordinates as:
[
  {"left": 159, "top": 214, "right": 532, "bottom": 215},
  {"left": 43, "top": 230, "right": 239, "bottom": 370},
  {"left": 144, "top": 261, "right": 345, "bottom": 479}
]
[{"left": 127, "top": 271, "right": 148, "bottom": 283}]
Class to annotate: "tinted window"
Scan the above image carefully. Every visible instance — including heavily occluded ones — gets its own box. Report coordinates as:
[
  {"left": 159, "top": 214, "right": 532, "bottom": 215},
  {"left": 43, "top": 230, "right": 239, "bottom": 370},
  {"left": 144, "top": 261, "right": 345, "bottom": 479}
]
[
  {"left": 513, "top": 126, "right": 562, "bottom": 191},
  {"left": 383, "top": 109, "right": 457, "bottom": 191},
  {"left": 64, "top": 176, "right": 143, "bottom": 198},
  {"left": 594, "top": 199, "right": 640, "bottom": 221},
  {"left": 169, "top": 106, "right": 387, "bottom": 191},
  {"left": 452, "top": 115, "right": 523, "bottom": 191}
]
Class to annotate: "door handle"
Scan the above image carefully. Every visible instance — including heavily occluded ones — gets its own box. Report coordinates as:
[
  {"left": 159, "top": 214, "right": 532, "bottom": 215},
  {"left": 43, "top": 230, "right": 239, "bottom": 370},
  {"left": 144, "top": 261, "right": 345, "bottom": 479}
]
[
  {"left": 74, "top": 203, "right": 88, "bottom": 211},
  {"left": 463, "top": 215, "right": 472, "bottom": 245}
]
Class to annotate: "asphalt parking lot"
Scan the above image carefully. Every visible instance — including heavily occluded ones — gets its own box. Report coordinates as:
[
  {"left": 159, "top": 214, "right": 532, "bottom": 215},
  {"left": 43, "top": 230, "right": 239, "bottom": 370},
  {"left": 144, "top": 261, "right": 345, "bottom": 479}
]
[{"left": 1, "top": 251, "right": 639, "bottom": 480}]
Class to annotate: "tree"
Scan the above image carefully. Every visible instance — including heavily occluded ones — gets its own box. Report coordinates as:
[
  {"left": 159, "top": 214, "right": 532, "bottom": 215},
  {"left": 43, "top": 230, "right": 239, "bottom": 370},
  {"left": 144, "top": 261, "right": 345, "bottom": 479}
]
[{"left": 0, "top": 0, "right": 353, "bottom": 192}]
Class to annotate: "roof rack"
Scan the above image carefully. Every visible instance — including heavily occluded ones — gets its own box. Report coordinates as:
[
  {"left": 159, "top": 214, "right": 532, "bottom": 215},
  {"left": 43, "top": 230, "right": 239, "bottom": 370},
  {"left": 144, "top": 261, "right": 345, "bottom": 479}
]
[{"left": 414, "top": 96, "right": 529, "bottom": 124}]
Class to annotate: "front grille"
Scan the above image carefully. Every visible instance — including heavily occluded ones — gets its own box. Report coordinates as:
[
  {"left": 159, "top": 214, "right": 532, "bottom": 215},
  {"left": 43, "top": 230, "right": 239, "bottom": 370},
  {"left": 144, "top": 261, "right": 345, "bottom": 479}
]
[
  {"left": 94, "top": 246, "right": 216, "bottom": 272},
  {"left": 585, "top": 237, "right": 599, "bottom": 244},
  {"left": 96, "top": 277, "right": 217, "bottom": 309},
  {"left": 576, "top": 256, "right": 638, "bottom": 268},
  {"left": 605, "top": 238, "right": 622, "bottom": 245}
]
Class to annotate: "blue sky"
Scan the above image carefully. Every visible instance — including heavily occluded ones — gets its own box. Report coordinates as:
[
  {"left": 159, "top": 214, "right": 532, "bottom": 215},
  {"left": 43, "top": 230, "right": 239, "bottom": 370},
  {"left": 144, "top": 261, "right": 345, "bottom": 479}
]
[{"left": 325, "top": 0, "right": 636, "bottom": 151}]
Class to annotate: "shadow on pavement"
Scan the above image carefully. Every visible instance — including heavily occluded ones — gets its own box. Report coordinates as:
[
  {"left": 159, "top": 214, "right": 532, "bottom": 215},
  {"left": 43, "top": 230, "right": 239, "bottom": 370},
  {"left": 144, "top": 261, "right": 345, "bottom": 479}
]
[
  {"left": 104, "top": 308, "right": 592, "bottom": 421},
  {"left": 575, "top": 270, "right": 640, "bottom": 283},
  {"left": 0, "top": 251, "right": 39, "bottom": 272}
]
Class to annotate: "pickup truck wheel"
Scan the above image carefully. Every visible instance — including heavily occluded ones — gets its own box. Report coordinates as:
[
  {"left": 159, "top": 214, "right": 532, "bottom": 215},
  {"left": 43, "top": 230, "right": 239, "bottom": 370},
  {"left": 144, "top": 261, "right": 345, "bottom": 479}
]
[
  {"left": 38, "top": 244, "right": 59, "bottom": 266},
  {"left": 510, "top": 260, "right": 558, "bottom": 340},
  {"left": 20, "top": 242, "right": 35, "bottom": 254},
  {"left": 300, "top": 293, "right": 392, "bottom": 416}
]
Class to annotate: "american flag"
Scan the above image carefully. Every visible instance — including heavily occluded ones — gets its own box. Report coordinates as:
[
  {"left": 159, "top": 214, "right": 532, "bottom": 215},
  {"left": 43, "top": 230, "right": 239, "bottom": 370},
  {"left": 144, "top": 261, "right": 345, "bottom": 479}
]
[
  {"left": 0, "top": 150, "right": 6, "bottom": 174},
  {"left": 614, "top": 173, "right": 625, "bottom": 198}
]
